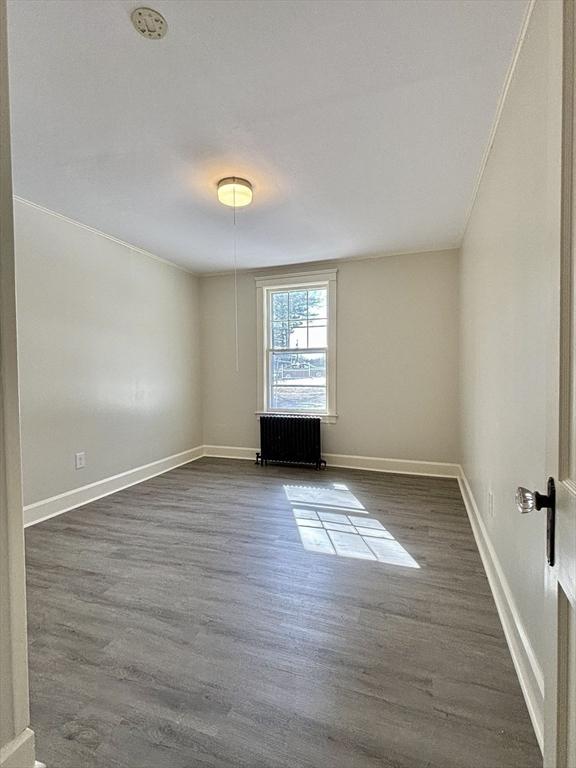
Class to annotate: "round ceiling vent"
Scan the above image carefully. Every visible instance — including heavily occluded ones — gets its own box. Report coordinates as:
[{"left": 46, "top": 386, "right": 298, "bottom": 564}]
[{"left": 131, "top": 7, "right": 168, "bottom": 39}]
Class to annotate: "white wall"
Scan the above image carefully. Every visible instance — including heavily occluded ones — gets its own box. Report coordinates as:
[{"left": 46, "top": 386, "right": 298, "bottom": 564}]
[
  {"left": 15, "top": 200, "right": 202, "bottom": 506},
  {"left": 460, "top": 0, "right": 561, "bottom": 683},
  {"left": 201, "top": 250, "right": 460, "bottom": 463}
]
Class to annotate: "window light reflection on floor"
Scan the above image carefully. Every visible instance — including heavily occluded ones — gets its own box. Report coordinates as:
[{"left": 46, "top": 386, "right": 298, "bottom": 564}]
[
  {"left": 284, "top": 483, "right": 420, "bottom": 568},
  {"left": 283, "top": 482, "right": 366, "bottom": 512}
]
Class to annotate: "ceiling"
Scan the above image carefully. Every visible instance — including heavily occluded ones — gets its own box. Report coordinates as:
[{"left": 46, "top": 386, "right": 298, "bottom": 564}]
[{"left": 7, "top": 0, "right": 528, "bottom": 273}]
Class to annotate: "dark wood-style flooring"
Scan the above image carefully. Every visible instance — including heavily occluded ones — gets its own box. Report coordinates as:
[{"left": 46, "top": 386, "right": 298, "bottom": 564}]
[{"left": 25, "top": 458, "right": 542, "bottom": 768}]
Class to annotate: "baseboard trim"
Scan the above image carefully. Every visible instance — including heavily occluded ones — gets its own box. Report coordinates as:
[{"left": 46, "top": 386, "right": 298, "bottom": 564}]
[
  {"left": 23, "top": 446, "right": 204, "bottom": 527},
  {"left": 325, "top": 452, "right": 460, "bottom": 477},
  {"left": 25, "top": 446, "right": 460, "bottom": 528},
  {"left": 202, "top": 445, "right": 460, "bottom": 477},
  {"left": 457, "top": 470, "right": 544, "bottom": 751},
  {"left": 203, "top": 445, "right": 256, "bottom": 461},
  {"left": 0, "top": 728, "right": 35, "bottom": 768}
]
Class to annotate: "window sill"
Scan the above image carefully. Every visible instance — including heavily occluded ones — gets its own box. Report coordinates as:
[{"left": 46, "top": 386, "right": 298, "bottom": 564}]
[{"left": 255, "top": 411, "right": 338, "bottom": 425}]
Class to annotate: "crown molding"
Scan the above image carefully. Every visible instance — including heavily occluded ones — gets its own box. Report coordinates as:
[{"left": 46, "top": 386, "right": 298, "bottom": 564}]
[
  {"left": 13, "top": 196, "right": 198, "bottom": 277},
  {"left": 459, "top": 0, "right": 536, "bottom": 243}
]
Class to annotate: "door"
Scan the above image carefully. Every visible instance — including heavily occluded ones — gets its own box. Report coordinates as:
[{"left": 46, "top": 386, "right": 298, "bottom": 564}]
[
  {"left": 543, "top": 2, "right": 576, "bottom": 765},
  {"left": 0, "top": 2, "right": 37, "bottom": 766}
]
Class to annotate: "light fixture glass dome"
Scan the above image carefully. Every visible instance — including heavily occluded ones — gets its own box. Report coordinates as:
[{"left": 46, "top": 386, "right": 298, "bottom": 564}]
[{"left": 217, "top": 177, "right": 253, "bottom": 207}]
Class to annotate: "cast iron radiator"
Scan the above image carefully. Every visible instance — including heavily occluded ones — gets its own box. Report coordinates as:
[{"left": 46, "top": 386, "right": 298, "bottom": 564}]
[{"left": 256, "top": 415, "right": 326, "bottom": 469}]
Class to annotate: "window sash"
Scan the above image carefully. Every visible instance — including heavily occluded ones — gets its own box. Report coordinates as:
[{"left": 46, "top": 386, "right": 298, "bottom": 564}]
[
  {"left": 268, "top": 351, "right": 327, "bottom": 392},
  {"left": 268, "top": 346, "right": 327, "bottom": 355},
  {"left": 266, "top": 286, "right": 330, "bottom": 414}
]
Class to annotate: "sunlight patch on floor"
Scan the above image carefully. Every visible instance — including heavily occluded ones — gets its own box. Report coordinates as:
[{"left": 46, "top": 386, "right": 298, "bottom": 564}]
[
  {"left": 283, "top": 482, "right": 366, "bottom": 514},
  {"left": 284, "top": 483, "right": 420, "bottom": 568}
]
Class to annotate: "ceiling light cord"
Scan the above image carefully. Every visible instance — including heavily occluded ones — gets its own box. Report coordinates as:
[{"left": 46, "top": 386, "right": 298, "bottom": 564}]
[
  {"left": 217, "top": 175, "right": 252, "bottom": 373},
  {"left": 233, "top": 186, "right": 239, "bottom": 373}
]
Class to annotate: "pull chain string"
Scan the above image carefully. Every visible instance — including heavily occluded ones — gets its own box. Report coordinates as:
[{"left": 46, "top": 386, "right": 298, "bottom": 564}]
[{"left": 233, "top": 184, "right": 239, "bottom": 373}]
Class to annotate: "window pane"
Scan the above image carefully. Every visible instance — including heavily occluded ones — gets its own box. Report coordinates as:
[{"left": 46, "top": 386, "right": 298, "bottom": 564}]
[
  {"left": 288, "top": 290, "right": 308, "bottom": 321},
  {"left": 271, "top": 292, "right": 288, "bottom": 321},
  {"left": 271, "top": 386, "right": 326, "bottom": 411},
  {"left": 271, "top": 323, "right": 289, "bottom": 348},
  {"left": 267, "top": 285, "right": 331, "bottom": 414},
  {"left": 288, "top": 323, "right": 307, "bottom": 349},
  {"left": 271, "top": 352, "right": 326, "bottom": 386},
  {"left": 308, "top": 325, "right": 327, "bottom": 347},
  {"left": 307, "top": 288, "right": 327, "bottom": 319}
]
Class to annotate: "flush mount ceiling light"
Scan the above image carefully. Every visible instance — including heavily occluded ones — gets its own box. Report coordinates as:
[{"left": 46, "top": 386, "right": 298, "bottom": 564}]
[
  {"left": 131, "top": 7, "right": 168, "bottom": 39},
  {"left": 217, "top": 177, "right": 253, "bottom": 208}
]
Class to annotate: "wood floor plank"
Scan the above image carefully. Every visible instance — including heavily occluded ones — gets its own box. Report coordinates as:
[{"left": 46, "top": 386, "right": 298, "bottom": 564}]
[{"left": 25, "top": 458, "right": 542, "bottom": 767}]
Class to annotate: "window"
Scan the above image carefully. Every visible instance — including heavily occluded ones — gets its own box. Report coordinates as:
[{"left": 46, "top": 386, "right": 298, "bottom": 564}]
[
  {"left": 269, "top": 287, "right": 327, "bottom": 411},
  {"left": 256, "top": 270, "right": 337, "bottom": 421}
]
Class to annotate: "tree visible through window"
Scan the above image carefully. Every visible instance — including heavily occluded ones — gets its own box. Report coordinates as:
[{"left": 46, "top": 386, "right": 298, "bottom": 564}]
[{"left": 268, "top": 287, "right": 328, "bottom": 412}]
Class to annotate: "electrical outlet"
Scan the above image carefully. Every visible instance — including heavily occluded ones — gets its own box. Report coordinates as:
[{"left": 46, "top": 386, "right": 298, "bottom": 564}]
[
  {"left": 488, "top": 489, "right": 494, "bottom": 517},
  {"left": 75, "top": 451, "right": 86, "bottom": 470}
]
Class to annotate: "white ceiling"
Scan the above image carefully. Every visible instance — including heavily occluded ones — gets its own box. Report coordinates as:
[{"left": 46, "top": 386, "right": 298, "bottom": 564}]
[{"left": 7, "top": 0, "right": 528, "bottom": 273}]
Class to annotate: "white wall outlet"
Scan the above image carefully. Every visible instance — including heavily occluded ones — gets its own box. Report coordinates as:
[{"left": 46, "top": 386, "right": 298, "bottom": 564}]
[
  {"left": 75, "top": 451, "right": 86, "bottom": 470},
  {"left": 488, "top": 489, "right": 494, "bottom": 517}
]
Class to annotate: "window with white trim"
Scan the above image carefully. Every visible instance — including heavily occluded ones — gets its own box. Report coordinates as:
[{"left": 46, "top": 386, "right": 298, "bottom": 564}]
[{"left": 256, "top": 270, "right": 337, "bottom": 420}]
